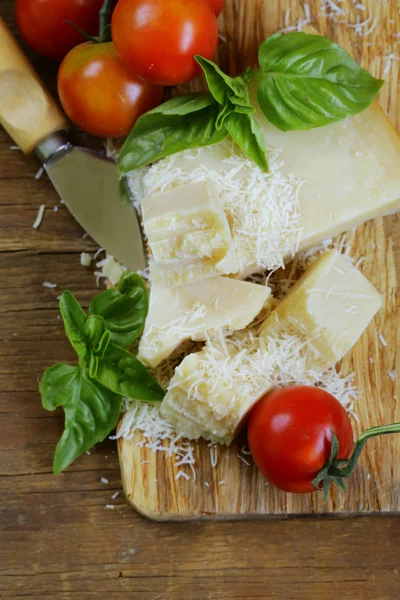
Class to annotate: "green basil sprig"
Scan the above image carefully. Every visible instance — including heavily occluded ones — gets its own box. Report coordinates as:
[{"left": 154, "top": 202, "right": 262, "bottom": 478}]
[
  {"left": 118, "top": 93, "right": 228, "bottom": 173},
  {"left": 194, "top": 56, "right": 268, "bottom": 170},
  {"left": 39, "top": 274, "right": 164, "bottom": 474},
  {"left": 89, "top": 271, "right": 148, "bottom": 347},
  {"left": 118, "top": 32, "right": 383, "bottom": 175},
  {"left": 256, "top": 32, "right": 384, "bottom": 131}
]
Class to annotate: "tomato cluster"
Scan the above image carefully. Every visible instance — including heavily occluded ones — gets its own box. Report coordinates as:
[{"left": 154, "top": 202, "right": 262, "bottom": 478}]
[{"left": 16, "top": 0, "right": 225, "bottom": 137}]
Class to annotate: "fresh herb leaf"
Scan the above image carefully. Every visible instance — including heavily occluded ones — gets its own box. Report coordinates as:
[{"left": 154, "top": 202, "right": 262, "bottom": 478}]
[
  {"left": 118, "top": 93, "right": 228, "bottom": 174},
  {"left": 94, "top": 343, "right": 165, "bottom": 402},
  {"left": 40, "top": 276, "right": 164, "bottom": 473},
  {"left": 89, "top": 271, "right": 148, "bottom": 347},
  {"left": 195, "top": 55, "right": 267, "bottom": 170},
  {"left": 59, "top": 291, "right": 88, "bottom": 361},
  {"left": 40, "top": 363, "right": 122, "bottom": 474},
  {"left": 257, "top": 32, "right": 384, "bottom": 131},
  {"left": 224, "top": 111, "right": 268, "bottom": 171},
  {"left": 195, "top": 55, "right": 253, "bottom": 107}
]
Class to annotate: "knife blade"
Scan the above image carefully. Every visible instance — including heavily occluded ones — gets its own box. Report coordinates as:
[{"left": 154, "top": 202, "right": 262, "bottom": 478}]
[
  {"left": 0, "top": 18, "right": 146, "bottom": 272},
  {"left": 36, "top": 133, "right": 147, "bottom": 273}
]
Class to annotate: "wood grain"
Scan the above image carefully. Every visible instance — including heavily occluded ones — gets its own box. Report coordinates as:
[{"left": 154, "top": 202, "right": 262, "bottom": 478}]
[
  {"left": 1, "top": 0, "right": 400, "bottom": 598},
  {"left": 119, "top": 0, "right": 400, "bottom": 519}
]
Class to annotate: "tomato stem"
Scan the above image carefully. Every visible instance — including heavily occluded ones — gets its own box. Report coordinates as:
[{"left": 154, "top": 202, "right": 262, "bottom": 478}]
[
  {"left": 64, "top": 0, "right": 113, "bottom": 45},
  {"left": 341, "top": 423, "right": 400, "bottom": 478},
  {"left": 98, "top": 0, "right": 113, "bottom": 43},
  {"left": 312, "top": 422, "right": 400, "bottom": 500}
]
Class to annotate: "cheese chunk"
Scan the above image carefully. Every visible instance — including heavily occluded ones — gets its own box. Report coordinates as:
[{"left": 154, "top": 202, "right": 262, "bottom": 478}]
[
  {"left": 139, "top": 276, "right": 270, "bottom": 368},
  {"left": 160, "top": 250, "right": 382, "bottom": 444},
  {"left": 259, "top": 250, "right": 382, "bottom": 368},
  {"left": 142, "top": 181, "right": 238, "bottom": 287}
]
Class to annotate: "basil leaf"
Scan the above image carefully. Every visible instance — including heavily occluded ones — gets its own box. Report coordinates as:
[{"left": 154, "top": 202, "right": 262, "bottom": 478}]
[
  {"left": 59, "top": 291, "right": 88, "bottom": 361},
  {"left": 88, "top": 329, "right": 111, "bottom": 378},
  {"left": 118, "top": 93, "right": 228, "bottom": 174},
  {"left": 85, "top": 314, "right": 106, "bottom": 348},
  {"left": 195, "top": 55, "right": 252, "bottom": 106},
  {"left": 195, "top": 55, "right": 267, "bottom": 170},
  {"left": 95, "top": 343, "right": 165, "bottom": 402},
  {"left": 40, "top": 364, "right": 121, "bottom": 474},
  {"left": 225, "top": 112, "right": 268, "bottom": 171},
  {"left": 257, "top": 32, "right": 384, "bottom": 131},
  {"left": 89, "top": 272, "right": 148, "bottom": 348}
]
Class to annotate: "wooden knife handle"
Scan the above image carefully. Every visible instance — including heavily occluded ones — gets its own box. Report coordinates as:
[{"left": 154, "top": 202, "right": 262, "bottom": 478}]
[{"left": 0, "top": 18, "right": 68, "bottom": 154}]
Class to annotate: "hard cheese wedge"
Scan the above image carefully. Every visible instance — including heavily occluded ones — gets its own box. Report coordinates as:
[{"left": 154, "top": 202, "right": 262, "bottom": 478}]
[
  {"left": 137, "top": 97, "right": 400, "bottom": 280},
  {"left": 248, "top": 83, "right": 400, "bottom": 258},
  {"left": 138, "top": 276, "right": 270, "bottom": 368},
  {"left": 259, "top": 250, "right": 382, "bottom": 369},
  {"left": 160, "top": 250, "right": 382, "bottom": 444},
  {"left": 142, "top": 181, "right": 238, "bottom": 287}
]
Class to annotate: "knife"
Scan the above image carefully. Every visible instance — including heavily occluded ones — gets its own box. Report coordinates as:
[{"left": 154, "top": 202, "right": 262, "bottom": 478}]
[{"left": 0, "top": 18, "right": 146, "bottom": 273}]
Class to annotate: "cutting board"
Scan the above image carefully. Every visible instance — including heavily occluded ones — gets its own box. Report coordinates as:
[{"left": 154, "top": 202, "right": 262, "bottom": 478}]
[{"left": 118, "top": 0, "right": 400, "bottom": 520}]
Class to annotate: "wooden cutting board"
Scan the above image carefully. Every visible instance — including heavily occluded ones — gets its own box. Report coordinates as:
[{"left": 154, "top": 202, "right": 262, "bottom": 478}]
[{"left": 118, "top": 0, "right": 400, "bottom": 520}]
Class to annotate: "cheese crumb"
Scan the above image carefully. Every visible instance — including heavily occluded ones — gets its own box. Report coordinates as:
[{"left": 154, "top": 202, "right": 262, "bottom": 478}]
[
  {"left": 378, "top": 333, "right": 388, "bottom": 348},
  {"left": 237, "top": 453, "right": 251, "bottom": 466},
  {"left": 42, "top": 282, "right": 57, "bottom": 288},
  {"left": 100, "top": 477, "right": 109, "bottom": 484},
  {"left": 105, "top": 504, "right": 115, "bottom": 510},
  {"left": 175, "top": 470, "right": 190, "bottom": 481},
  {"left": 80, "top": 252, "right": 92, "bottom": 267},
  {"left": 33, "top": 204, "right": 45, "bottom": 229}
]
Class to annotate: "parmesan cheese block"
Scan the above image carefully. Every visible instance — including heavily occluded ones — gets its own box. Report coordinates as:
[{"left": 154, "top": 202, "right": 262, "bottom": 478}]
[
  {"left": 132, "top": 97, "right": 400, "bottom": 280},
  {"left": 160, "top": 250, "right": 381, "bottom": 444},
  {"left": 142, "top": 181, "right": 238, "bottom": 287},
  {"left": 138, "top": 276, "right": 270, "bottom": 368},
  {"left": 247, "top": 84, "right": 400, "bottom": 271}
]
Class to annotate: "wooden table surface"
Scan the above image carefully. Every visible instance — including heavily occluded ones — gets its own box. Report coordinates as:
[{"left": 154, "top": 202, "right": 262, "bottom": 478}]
[{"left": 1, "top": 1, "right": 400, "bottom": 598}]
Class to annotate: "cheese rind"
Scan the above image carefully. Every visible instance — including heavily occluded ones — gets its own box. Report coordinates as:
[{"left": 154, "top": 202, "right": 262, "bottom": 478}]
[
  {"left": 160, "top": 250, "right": 382, "bottom": 444},
  {"left": 142, "top": 181, "right": 239, "bottom": 287},
  {"left": 139, "top": 276, "right": 271, "bottom": 368}
]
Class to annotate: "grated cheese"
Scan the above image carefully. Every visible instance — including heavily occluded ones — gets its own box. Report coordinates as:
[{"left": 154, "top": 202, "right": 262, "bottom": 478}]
[
  {"left": 175, "top": 470, "right": 190, "bottom": 481},
  {"left": 42, "top": 281, "right": 57, "bottom": 288},
  {"left": 237, "top": 453, "right": 251, "bottom": 466},
  {"left": 280, "top": 3, "right": 312, "bottom": 32},
  {"left": 127, "top": 139, "right": 305, "bottom": 276},
  {"left": 388, "top": 370, "right": 396, "bottom": 382},
  {"left": 35, "top": 166, "right": 44, "bottom": 180},
  {"left": 113, "top": 394, "right": 197, "bottom": 481},
  {"left": 210, "top": 445, "right": 218, "bottom": 468},
  {"left": 100, "top": 477, "right": 109, "bottom": 484},
  {"left": 378, "top": 333, "right": 388, "bottom": 347},
  {"left": 111, "top": 491, "right": 120, "bottom": 500},
  {"left": 33, "top": 204, "right": 45, "bottom": 229}
]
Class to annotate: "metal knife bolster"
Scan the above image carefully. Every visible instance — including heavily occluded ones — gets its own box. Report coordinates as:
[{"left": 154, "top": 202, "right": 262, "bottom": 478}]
[{"left": 34, "top": 130, "right": 73, "bottom": 166}]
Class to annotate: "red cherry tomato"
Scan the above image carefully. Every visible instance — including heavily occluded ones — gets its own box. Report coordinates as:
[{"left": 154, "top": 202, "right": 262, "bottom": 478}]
[
  {"left": 58, "top": 42, "right": 163, "bottom": 138},
  {"left": 248, "top": 386, "right": 354, "bottom": 493},
  {"left": 207, "top": 0, "right": 226, "bottom": 16},
  {"left": 111, "top": 0, "right": 219, "bottom": 86},
  {"left": 16, "top": 0, "right": 106, "bottom": 61}
]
